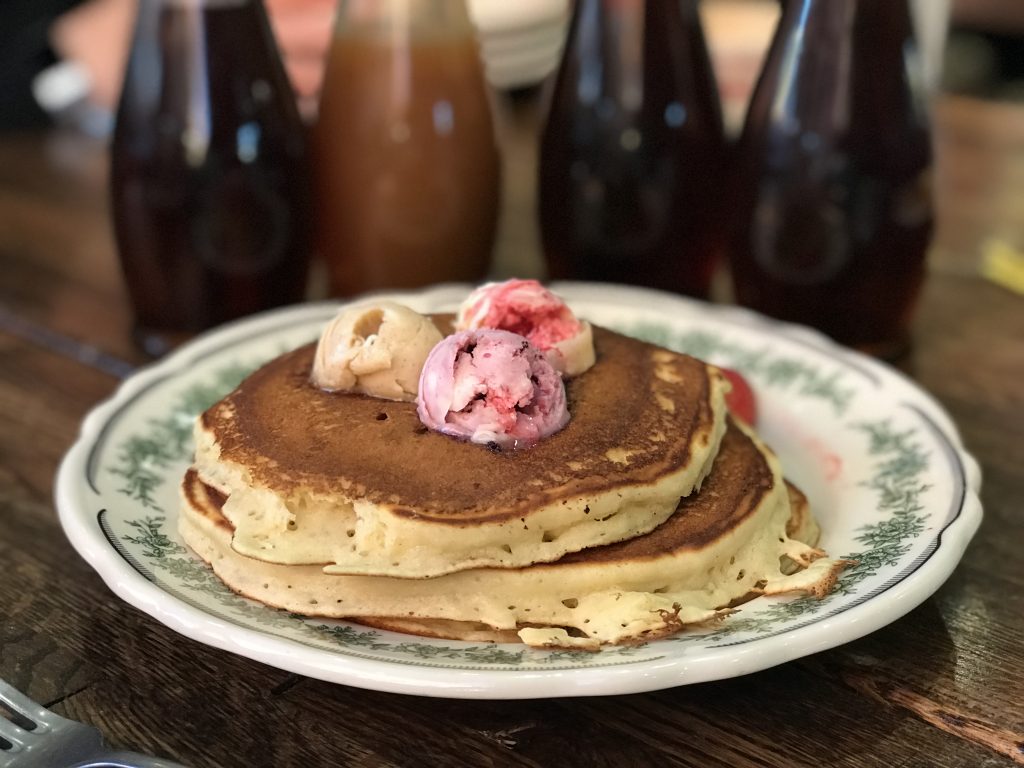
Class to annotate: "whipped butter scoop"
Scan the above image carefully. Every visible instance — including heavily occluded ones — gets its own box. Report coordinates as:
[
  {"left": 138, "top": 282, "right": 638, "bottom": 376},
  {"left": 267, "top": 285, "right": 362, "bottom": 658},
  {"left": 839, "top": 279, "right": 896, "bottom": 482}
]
[
  {"left": 455, "top": 279, "right": 596, "bottom": 377},
  {"left": 311, "top": 301, "right": 442, "bottom": 401},
  {"left": 417, "top": 329, "right": 569, "bottom": 449}
]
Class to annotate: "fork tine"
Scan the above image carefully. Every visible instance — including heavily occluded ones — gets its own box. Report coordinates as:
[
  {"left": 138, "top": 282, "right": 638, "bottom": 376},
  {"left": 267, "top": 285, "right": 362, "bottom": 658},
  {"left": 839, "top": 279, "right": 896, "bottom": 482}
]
[
  {"left": 0, "top": 680, "right": 50, "bottom": 726},
  {"left": 0, "top": 717, "right": 30, "bottom": 751}
]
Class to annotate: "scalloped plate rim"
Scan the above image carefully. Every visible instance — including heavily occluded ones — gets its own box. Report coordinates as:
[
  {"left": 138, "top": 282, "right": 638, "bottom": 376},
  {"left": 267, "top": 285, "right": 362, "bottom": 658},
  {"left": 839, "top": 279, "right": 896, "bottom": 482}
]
[{"left": 54, "top": 283, "right": 983, "bottom": 698}]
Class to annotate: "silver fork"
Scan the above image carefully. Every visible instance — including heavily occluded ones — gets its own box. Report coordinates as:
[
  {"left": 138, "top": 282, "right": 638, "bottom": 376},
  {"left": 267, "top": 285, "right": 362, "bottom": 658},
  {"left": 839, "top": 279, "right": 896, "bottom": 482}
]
[{"left": 0, "top": 678, "right": 187, "bottom": 768}]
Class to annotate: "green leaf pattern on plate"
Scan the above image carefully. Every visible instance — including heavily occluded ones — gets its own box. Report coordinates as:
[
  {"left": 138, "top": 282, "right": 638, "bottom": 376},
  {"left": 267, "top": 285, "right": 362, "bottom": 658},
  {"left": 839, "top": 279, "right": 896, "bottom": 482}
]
[
  {"left": 625, "top": 324, "right": 855, "bottom": 415},
  {"left": 109, "top": 361, "right": 255, "bottom": 511},
  {"left": 106, "top": 324, "right": 931, "bottom": 667},
  {"left": 666, "top": 418, "right": 930, "bottom": 643}
]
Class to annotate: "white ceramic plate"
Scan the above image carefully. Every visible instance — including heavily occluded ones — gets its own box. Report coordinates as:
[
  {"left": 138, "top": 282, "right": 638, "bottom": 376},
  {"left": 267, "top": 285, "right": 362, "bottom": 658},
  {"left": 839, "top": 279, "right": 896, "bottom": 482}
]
[
  {"left": 469, "top": 0, "right": 568, "bottom": 88},
  {"left": 56, "top": 284, "right": 982, "bottom": 699}
]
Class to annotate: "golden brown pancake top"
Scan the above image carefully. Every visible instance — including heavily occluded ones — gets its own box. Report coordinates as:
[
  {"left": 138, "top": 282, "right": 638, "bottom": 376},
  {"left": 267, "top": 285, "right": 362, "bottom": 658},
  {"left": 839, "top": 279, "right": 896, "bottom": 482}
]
[
  {"left": 201, "top": 325, "right": 716, "bottom": 523},
  {"left": 187, "top": 418, "right": 774, "bottom": 566},
  {"left": 554, "top": 418, "right": 774, "bottom": 564}
]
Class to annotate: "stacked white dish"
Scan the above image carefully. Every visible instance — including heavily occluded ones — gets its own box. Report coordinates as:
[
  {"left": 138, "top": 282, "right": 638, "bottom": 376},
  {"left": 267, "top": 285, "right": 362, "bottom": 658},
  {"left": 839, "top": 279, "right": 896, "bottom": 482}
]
[{"left": 468, "top": 0, "right": 569, "bottom": 89}]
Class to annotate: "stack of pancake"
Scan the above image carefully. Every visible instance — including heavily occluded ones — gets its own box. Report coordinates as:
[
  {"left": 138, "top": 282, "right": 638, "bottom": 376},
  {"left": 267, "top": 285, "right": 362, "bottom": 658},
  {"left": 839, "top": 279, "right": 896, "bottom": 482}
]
[{"left": 180, "top": 321, "right": 845, "bottom": 649}]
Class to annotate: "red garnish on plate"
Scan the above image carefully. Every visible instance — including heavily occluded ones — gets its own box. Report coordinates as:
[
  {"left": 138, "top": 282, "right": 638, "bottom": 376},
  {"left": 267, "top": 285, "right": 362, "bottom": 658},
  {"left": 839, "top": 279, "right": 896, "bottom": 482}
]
[{"left": 721, "top": 368, "right": 757, "bottom": 426}]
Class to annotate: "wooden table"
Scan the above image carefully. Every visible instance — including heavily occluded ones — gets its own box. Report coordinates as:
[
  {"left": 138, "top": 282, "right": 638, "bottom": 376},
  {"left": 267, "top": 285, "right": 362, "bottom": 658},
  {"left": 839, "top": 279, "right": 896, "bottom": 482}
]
[{"left": 1, "top": 92, "right": 1023, "bottom": 768}]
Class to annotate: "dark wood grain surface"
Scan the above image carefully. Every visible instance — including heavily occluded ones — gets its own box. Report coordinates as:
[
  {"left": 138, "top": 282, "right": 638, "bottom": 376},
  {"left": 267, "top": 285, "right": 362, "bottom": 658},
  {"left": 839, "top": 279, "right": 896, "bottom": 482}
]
[{"left": 1, "top": 92, "right": 1023, "bottom": 768}]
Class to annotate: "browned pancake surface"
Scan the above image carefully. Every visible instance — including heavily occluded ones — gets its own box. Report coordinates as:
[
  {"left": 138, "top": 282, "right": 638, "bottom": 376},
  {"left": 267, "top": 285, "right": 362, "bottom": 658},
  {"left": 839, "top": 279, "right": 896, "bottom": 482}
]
[
  {"left": 201, "top": 325, "right": 715, "bottom": 524},
  {"left": 553, "top": 418, "right": 773, "bottom": 564},
  {"left": 189, "top": 419, "right": 770, "bottom": 569}
]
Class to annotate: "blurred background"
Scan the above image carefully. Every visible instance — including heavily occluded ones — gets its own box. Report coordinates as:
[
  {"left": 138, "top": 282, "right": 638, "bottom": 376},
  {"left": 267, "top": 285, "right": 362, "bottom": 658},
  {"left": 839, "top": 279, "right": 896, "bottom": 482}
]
[
  {"left": 5, "top": 0, "right": 1023, "bottom": 130},
  {"left": 1, "top": 0, "right": 1022, "bottom": 351}
]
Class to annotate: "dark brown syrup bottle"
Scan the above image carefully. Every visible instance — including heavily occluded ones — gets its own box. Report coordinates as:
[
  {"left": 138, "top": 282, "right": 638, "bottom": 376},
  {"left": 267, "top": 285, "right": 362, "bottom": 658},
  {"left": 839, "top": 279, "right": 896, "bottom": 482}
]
[
  {"left": 726, "top": 0, "right": 933, "bottom": 358},
  {"left": 538, "top": 0, "right": 725, "bottom": 299},
  {"left": 110, "top": 0, "right": 312, "bottom": 356}
]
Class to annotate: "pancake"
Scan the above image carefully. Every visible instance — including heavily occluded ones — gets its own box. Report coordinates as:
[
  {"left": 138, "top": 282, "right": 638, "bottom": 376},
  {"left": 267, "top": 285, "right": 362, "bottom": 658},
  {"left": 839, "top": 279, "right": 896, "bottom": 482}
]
[
  {"left": 179, "top": 419, "right": 847, "bottom": 649},
  {"left": 783, "top": 483, "right": 822, "bottom": 574},
  {"left": 192, "top": 323, "right": 729, "bottom": 578},
  {"left": 357, "top": 481, "right": 820, "bottom": 642}
]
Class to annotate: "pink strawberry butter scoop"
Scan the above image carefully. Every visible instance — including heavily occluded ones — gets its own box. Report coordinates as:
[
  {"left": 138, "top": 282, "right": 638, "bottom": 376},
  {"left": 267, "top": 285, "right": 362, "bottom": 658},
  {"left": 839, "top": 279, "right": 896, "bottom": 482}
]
[
  {"left": 416, "top": 329, "right": 570, "bottom": 450},
  {"left": 455, "top": 279, "right": 595, "bottom": 377}
]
